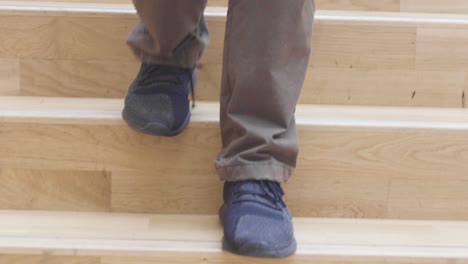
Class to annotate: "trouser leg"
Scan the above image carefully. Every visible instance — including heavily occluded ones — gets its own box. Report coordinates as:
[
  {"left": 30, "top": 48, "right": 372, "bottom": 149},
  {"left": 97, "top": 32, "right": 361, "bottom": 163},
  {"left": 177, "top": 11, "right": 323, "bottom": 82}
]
[
  {"left": 215, "top": 0, "right": 315, "bottom": 182},
  {"left": 128, "top": 0, "right": 209, "bottom": 68}
]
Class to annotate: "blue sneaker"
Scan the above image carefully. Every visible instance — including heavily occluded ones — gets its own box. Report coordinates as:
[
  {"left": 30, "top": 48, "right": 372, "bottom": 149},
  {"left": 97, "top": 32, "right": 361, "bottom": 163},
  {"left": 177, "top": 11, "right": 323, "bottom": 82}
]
[
  {"left": 122, "top": 64, "right": 196, "bottom": 137},
  {"left": 219, "top": 180, "right": 296, "bottom": 258}
]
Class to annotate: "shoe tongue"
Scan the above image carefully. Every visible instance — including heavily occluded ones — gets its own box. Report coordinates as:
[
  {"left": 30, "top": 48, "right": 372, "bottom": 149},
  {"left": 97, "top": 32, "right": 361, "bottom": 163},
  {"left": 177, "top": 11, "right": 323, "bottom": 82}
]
[
  {"left": 237, "top": 181, "right": 278, "bottom": 198},
  {"left": 139, "top": 64, "right": 188, "bottom": 86}
]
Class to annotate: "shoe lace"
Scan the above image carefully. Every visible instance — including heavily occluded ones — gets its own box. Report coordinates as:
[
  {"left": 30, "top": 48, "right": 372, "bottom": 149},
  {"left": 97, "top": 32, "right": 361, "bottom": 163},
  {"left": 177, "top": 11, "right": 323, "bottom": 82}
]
[
  {"left": 233, "top": 181, "right": 286, "bottom": 210},
  {"left": 138, "top": 64, "right": 196, "bottom": 108}
]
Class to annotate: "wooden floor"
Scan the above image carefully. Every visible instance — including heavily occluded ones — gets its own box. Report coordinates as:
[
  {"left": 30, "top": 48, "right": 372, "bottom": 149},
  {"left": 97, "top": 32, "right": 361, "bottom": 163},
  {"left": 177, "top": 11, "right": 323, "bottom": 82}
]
[
  {"left": 1, "top": 3, "right": 468, "bottom": 107},
  {"left": 1, "top": 210, "right": 467, "bottom": 263},
  {"left": 0, "top": 97, "right": 468, "bottom": 220}
]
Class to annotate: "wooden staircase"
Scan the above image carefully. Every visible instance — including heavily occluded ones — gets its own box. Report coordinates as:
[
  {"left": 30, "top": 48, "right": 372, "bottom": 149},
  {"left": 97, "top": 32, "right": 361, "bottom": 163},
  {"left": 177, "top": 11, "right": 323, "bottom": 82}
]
[{"left": 1, "top": 1, "right": 468, "bottom": 263}]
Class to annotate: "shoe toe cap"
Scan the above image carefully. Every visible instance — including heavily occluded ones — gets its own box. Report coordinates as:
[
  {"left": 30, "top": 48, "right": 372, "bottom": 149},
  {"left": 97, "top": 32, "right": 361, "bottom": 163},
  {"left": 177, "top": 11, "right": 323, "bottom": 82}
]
[
  {"left": 224, "top": 213, "right": 296, "bottom": 257},
  {"left": 123, "top": 94, "right": 179, "bottom": 135}
]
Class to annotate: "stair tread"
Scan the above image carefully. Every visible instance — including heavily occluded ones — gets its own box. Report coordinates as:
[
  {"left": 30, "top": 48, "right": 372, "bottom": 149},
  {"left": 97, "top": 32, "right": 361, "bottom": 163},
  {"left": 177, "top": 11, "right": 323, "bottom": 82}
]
[
  {"left": 0, "top": 96, "right": 468, "bottom": 219},
  {"left": 0, "top": 1, "right": 226, "bottom": 17},
  {"left": 11, "top": 0, "right": 468, "bottom": 16},
  {"left": 6, "top": 2, "right": 468, "bottom": 21},
  {"left": 1, "top": 210, "right": 468, "bottom": 258},
  {"left": 1, "top": 96, "right": 468, "bottom": 130},
  {"left": 7, "top": 1, "right": 468, "bottom": 19},
  {"left": 1, "top": 2, "right": 468, "bottom": 108}
]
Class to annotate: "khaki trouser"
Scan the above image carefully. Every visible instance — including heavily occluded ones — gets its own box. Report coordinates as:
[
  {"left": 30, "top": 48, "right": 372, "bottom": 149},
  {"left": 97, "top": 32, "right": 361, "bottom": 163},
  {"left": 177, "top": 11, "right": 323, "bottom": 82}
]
[{"left": 128, "top": 0, "right": 315, "bottom": 182}]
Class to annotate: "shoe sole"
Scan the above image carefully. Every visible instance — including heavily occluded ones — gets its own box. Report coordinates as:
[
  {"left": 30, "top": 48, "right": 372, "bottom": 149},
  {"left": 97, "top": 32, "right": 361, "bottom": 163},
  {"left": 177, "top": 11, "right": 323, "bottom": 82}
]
[
  {"left": 222, "top": 236, "right": 297, "bottom": 258},
  {"left": 122, "top": 108, "right": 191, "bottom": 137}
]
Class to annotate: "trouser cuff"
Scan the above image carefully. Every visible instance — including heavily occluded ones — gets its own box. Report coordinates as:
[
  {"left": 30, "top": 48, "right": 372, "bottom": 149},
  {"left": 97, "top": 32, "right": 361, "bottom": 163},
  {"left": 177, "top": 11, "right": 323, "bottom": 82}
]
[{"left": 215, "top": 161, "right": 294, "bottom": 183}]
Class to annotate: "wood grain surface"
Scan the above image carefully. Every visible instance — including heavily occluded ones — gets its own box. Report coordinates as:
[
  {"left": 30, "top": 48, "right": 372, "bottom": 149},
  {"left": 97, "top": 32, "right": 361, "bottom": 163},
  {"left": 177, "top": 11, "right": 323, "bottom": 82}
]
[
  {"left": 0, "top": 4, "right": 467, "bottom": 107},
  {"left": 1, "top": 211, "right": 468, "bottom": 262},
  {"left": 1, "top": 97, "right": 468, "bottom": 220}
]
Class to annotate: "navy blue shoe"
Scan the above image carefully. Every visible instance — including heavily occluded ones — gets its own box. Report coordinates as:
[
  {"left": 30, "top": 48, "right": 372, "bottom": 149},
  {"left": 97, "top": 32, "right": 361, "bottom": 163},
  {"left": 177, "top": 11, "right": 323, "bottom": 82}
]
[
  {"left": 122, "top": 64, "right": 196, "bottom": 137},
  {"left": 219, "top": 180, "right": 296, "bottom": 258}
]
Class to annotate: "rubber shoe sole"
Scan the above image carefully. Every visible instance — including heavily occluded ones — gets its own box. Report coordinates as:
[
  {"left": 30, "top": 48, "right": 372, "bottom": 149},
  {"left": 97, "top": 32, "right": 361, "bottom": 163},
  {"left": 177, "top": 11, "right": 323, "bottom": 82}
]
[{"left": 222, "top": 236, "right": 297, "bottom": 258}]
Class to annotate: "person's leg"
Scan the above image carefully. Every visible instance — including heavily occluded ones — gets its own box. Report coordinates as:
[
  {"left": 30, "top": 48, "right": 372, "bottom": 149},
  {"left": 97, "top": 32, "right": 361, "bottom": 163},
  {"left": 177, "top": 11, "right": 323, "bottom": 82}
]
[
  {"left": 217, "top": 0, "right": 315, "bottom": 258},
  {"left": 215, "top": 0, "right": 315, "bottom": 182},
  {"left": 123, "top": 0, "right": 209, "bottom": 136},
  {"left": 128, "top": 0, "right": 209, "bottom": 68}
]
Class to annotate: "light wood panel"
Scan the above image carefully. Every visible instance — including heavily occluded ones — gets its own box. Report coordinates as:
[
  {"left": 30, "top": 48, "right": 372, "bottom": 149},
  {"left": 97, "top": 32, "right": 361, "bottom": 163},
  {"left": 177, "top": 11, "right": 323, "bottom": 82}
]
[
  {"left": 26, "top": 0, "right": 131, "bottom": 3},
  {"left": 1, "top": 97, "right": 468, "bottom": 219},
  {"left": 400, "top": 0, "right": 468, "bottom": 14},
  {"left": 318, "top": 0, "right": 468, "bottom": 14},
  {"left": 0, "top": 256, "right": 100, "bottom": 264},
  {"left": 102, "top": 256, "right": 468, "bottom": 264},
  {"left": 19, "top": 59, "right": 139, "bottom": 98},
  {"left": 17, "top": 0, "right": 468, "bottom": 14},
  {"left": 0, "top": 59, "right": 19, "bottom": 95},
  {"left": 0, "top": 169, "right": 111, "bottom": 211},
  {"left": 416, "top": 26, "right": 468, "bottom": 71},
  {"left": 388, "top": 178, "right": 468, "bottom": 220},
  {"left": 323, "top": 0, "right": 468, "bottom": 14},
  {"left": 317, "top": 0, "right": 399, "bottom": 11},
  {"left": 1, "top": 6, "right": 468, "bottom": 107},
  {"left": 304, "top": 68, "right": 465, "bottom": 107},
  {"left": 1, "top": 255, "right": 466, "bottom": 264},
  {"left": 1, "top": 211, "right": 468, "bottom": 261}
]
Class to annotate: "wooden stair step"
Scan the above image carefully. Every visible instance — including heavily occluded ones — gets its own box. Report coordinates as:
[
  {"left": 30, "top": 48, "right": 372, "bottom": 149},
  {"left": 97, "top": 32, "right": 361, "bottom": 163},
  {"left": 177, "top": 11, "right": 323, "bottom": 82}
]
[
  {"left": 317, "top": 0, "right": 468, "bottom": 14},
  {"left": 18, "top": 0, "right": 468, "bottom": 14},
  {"left": 0, "top": 210, "right": 468, "bottom": 263},
  {"left": 0, "top": 2, "right": 468, "bottom": 107},
  {"left": 1, "top": 96, "right": 468, "bottom": 220}
]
